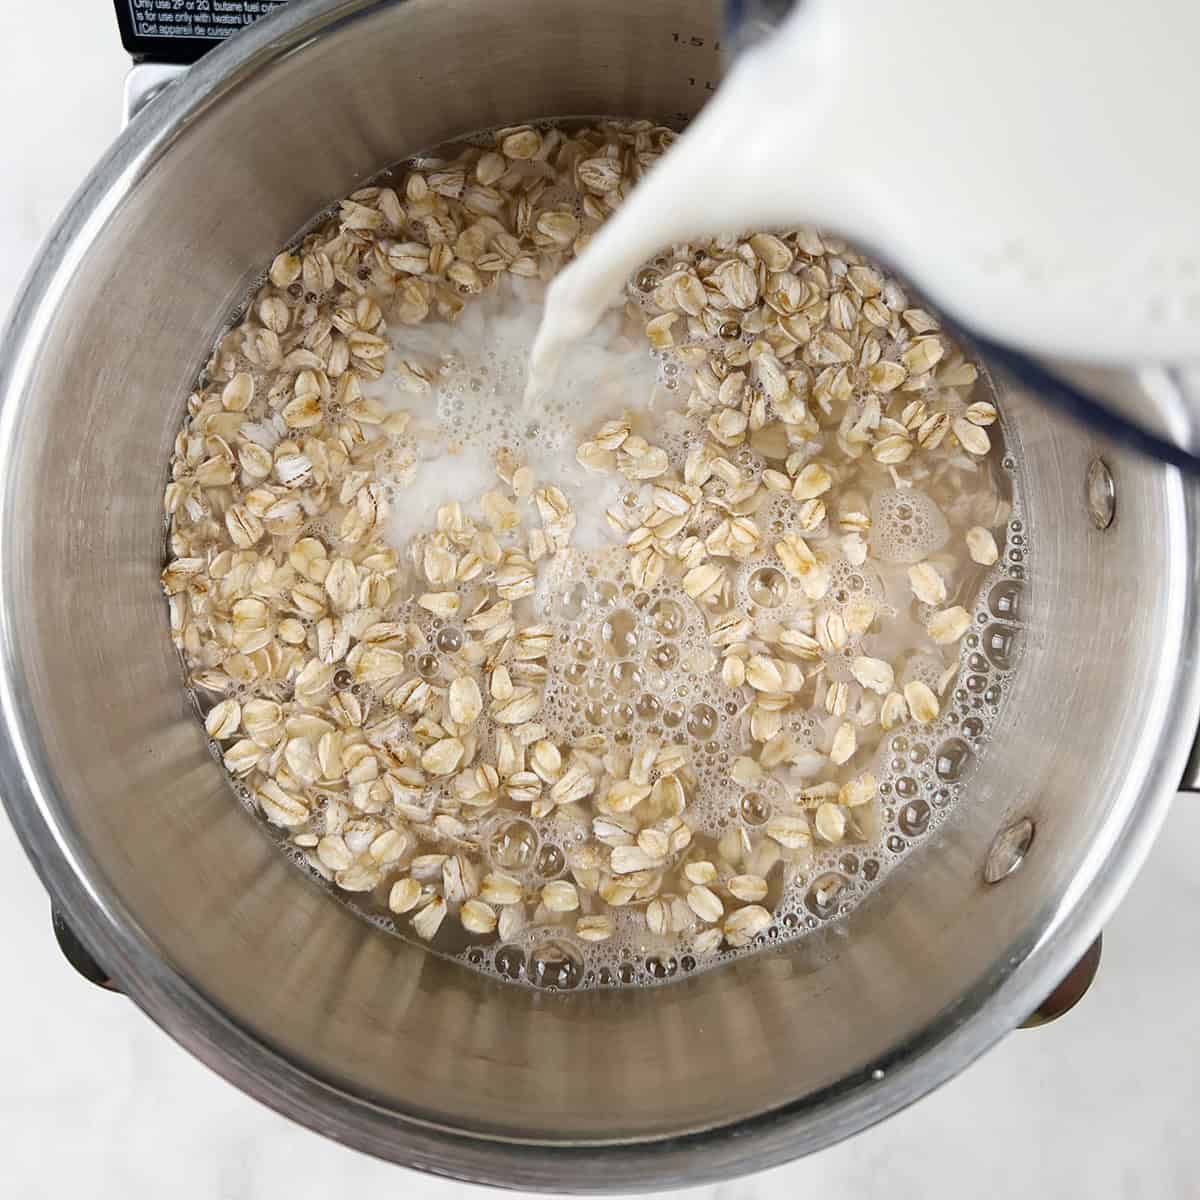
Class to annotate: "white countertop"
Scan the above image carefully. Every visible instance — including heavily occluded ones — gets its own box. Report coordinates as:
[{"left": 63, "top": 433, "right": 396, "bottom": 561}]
[{"left": 1, "top": 3, "right": 1198, "bottom": 1197}]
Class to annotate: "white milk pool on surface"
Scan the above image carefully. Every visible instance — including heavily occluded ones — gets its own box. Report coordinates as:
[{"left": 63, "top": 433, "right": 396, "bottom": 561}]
[{"left": 369, "top": 275, "right": 661, "bottom": 552}]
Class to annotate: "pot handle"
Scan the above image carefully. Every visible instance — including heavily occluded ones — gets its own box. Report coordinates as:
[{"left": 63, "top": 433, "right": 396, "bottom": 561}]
[
  {"left": 1019, "top": 936, "right": 1102, "bottom": 1028},
  {"left": 51, "top": 907, "right": 120, "bottom": 992},
  {"left": 123, "top": 62, "right": 186, "bottom": 126},
  {"left": 1180, "top": 739, "right": 1200, "bottom": 793}
]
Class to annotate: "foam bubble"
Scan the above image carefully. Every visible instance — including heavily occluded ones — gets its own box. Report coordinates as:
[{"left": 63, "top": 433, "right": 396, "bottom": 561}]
[
  {"left": 900, "top": 652, "right": 946, "bottom": 692},
  {"left": 869, "top": 488, "right": 950, "bottom": 564}
]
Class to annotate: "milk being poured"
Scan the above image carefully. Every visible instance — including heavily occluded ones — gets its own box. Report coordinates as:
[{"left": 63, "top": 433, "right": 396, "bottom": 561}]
[{"left": 528, "top": 0, "right": 1200, "bottom": 391}]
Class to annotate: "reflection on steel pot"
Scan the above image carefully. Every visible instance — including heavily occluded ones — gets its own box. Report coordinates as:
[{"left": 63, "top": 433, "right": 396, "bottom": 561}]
[{"left": 1, "top": 0, "right": 1199, "bottom": 1190}]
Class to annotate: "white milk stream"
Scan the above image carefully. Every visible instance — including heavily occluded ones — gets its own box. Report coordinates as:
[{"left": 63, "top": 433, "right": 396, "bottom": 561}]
[{"left": 528, "top": 0, "right": 1200, "bottom": 398}]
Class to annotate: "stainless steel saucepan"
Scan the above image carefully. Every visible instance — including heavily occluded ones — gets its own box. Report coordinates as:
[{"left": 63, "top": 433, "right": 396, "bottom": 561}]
[{"left": 3, "top": 0, "right": 1199, "bottom": 1188}]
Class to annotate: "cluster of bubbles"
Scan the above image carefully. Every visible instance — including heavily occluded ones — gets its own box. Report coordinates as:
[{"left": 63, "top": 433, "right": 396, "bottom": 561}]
[
  {"left": 786, "top": 499, "right": 1029, "bottom": 923},
  {"left": 447, "top": 479, "right": 1030, "bottom": 990},
  {"left": 531, "top": 562, "right": 745, "bottom": 834}
]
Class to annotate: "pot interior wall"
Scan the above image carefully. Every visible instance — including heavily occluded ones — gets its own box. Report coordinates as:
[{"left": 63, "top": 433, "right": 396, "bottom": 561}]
[{"left": 3, "top": 0, "right": 1193, "bottom": 1147}]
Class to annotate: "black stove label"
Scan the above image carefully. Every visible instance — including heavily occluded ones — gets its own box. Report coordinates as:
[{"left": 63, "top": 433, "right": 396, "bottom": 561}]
[{"left": 115, "top": 0, "right": 290, "bottom": 63}]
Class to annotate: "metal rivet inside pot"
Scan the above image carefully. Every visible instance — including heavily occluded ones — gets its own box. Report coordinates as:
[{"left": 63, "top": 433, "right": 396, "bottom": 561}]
[
  {"left": 984, "top": 818, "right": 1035, "bottom": 883},
  {"left": 1086, "top": 458, "right": 1115, "bottom": 530}
]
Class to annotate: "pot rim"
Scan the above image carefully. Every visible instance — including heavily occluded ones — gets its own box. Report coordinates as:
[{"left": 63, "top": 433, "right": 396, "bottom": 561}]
[{"left": 1, "top": 0, "right": 1197, "bottom": 1188}]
